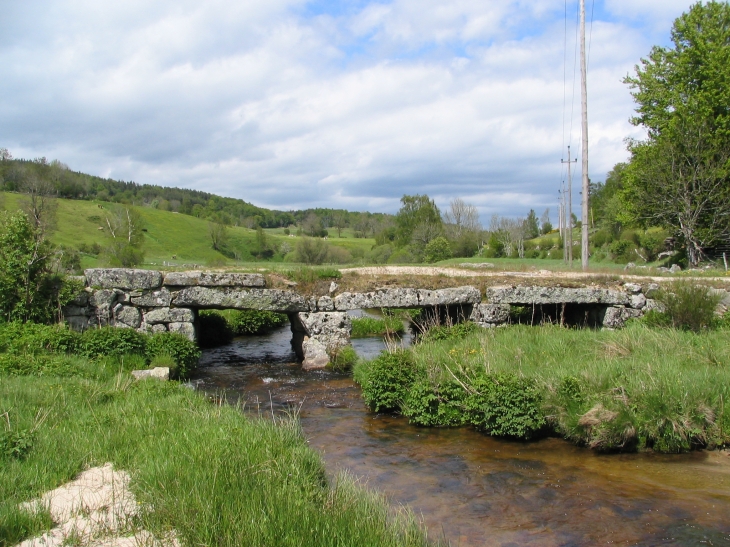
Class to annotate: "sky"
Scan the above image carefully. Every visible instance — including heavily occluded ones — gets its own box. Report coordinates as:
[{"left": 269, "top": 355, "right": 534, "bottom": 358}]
[{"left": 0, "top": 0, "right": 697, "bottom": 223}]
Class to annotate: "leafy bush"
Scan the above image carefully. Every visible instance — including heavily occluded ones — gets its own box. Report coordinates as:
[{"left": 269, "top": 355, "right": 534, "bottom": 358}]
[
  {"left": 657, "top": 282, "right": 721, "bottom": 332},
  {"left": 0, "top": 211, "right": 77, "bottom": 324},
  {"left": 0, "top": 353, "right": 89, "bottom": 377},
  {"left": 295, "top": 237, "right": 329, "bottom": 264},
  {"left": 403, "top": 378, "right": 467, "bottom": 427},
  {"left": 353, "top": 350, "right": 420, "bottom": 413},
  {"left": 464, "top": 374, "right": 545, "bottom": 439},
  {"left": 0, "top": 322, "right": 81, "bottom": 355},
  {"left": 146, "top": 332, "right": 201, "bottom": 379},
  {"left": 228, "top": 310, "right": 288, "bottom": 335},
  {"left": 423, "top": 236, "right": 452, "bottom": 263},
  {"left": 197, "top": 311, "right": 234, "bottom": 347},
  {"left": 81, "top": 327, "right": 147, "bottom": 358}
]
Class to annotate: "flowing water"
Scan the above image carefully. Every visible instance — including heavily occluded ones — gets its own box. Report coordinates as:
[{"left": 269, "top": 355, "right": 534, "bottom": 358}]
[{"left": 190, "top": 324, "right": 730, "bottom": 547}]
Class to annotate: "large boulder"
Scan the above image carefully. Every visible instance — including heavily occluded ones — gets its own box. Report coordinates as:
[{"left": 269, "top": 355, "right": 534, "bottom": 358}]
[
  {"left": 85, "top": 269, "right": 162, "bottom": 290},
  {"left": 297, "top": 312, "right": 351, "bottom": 350},
  {"left": 144, "top": 307, "right": 195, "bottom": 324},
  {"left": 470, "top": 303, "right": 510, "bottom": 325},
  {"left": 333, "top": 286, "right": 480, "bottom": 310},
  {"left": 302, "top": 338, "right": 330, "bottom": 371}
]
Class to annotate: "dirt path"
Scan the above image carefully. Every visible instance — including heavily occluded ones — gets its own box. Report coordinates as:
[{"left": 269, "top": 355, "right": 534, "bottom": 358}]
[{"left": 339, "top": 265, "right": 730, "bottom": 285}]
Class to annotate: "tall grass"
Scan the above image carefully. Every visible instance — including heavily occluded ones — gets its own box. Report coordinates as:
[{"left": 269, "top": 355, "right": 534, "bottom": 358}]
[
  {"left": 355, "top": 323, "right": 730, "bottom": 452},
  {"left": 1, "top": 356, "right": 433, "bottom": 547},
  {"left": 351, "top": 316, "right": 405, "bottom": 338}
]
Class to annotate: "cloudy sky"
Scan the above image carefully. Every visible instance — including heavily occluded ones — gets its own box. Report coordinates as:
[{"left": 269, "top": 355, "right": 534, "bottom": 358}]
[{"left": 0, "top": 0, "right": 696, "bottom": 222}]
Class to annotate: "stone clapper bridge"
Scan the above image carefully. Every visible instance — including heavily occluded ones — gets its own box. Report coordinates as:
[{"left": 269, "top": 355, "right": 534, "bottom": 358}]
[{"left": 64, "top": 269, "right": 659, "bottom": 370}]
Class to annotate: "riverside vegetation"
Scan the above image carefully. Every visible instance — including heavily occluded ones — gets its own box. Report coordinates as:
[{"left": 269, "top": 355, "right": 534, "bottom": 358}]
[
  {"left": 0, "top": 321, "right": 433, "bottom": 547},
  {"left": 354, "top": 289, "right": 730, "bottom": 453}
]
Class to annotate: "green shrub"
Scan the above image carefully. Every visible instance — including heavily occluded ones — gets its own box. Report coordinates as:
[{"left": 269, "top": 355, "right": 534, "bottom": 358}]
[
  {"left": 657, "top": 282, "right": 721, "bottom": 332},
  {"left": 197, "top": 311, "right": 234, "bottom": 347},
  {"left": 464, "top": 374, "right": 545, "bottom": 439},
  {"left": 81, "top": 327, "right": 147, "bottom": 358},
  {"left": 146, "top": 332, "right": 201, "bottom": 379},
  {"left": 0, "top": 322, "right": 81, "bottom": 355},
  {"left": 228, "top": 310, "right": 288, "bottom": 335},
  {"left": 403, "top": 378, "right": 467, "bottom": 427},
  {"left": 423, "top": 237, "right": 452, "bottom": 263},
  {"left": 354, "top": 350, "right": 420, "bottom": 413}
]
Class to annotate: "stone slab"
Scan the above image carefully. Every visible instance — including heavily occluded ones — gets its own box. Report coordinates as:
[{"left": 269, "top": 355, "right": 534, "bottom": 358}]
[
  {"left": 486, "top": 286, "right": 630, "bottom": 306},
  {"left": 131, "top": 288, "right": 172, "bottom": 307},
  {"left": 469, "top": 303, "right": 510, "bottom": 324},
  {"left": 163, "top": 271, "right": 266, "bottom": 288},
  {"left": 171, "top": 286, "right": 308, "bottom": 312},
  {"left": 144, "top": 307, "right": 195, "bottom": 324},
  {"left": 85, "top": 269, "right": 162, "bottom": 290}
]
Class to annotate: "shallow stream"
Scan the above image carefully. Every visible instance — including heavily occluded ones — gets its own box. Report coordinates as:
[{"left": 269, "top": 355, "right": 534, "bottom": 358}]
[{"left": 190, "top": 324, "right": 730, "bottom": 547}]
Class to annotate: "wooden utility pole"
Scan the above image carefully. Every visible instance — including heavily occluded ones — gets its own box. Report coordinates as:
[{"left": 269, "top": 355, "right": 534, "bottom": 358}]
[
  {"left": 561, "top": 146, "right": 576, "bottom": 267},
  {"left": 579, "top": 0, "right": 590, "bottom": 271}
]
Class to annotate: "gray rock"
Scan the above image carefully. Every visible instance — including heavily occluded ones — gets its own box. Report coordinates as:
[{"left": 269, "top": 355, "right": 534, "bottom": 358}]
[
  {"left": 115, "top": 306, "right": 142, "bottom": 328},
  {"left": 144, "top": 307, "right": 195, "bottom": 324},
  {"left": 645, "top": 283, "right": 660, "bottom": 298},
  {"left": 302, "top": 337, "right": 329, "bottom": 371},
  {"left": 68, "top": 291, "right": 90, "bottom": 307},
  {"left": 486, "top": 286, "right": 630, "bottom": 306},
  {"left": 669, "top": 264, "right": 682, "bottom": 273},
  {"left": 317, "top": 296, "right": 335, "bottom": 311},
  {"left": 163, "top": 271, "right": 266, "bottom": 288},
  {"left": 297, "top": 312, "right": 351, "bottom": 350},
  {"left": 131, "top": 367, "right": 170, "bottom": 381},
  {"left": 644, "top": 299, "right": 666, "bottom": 313},
  {"left": 469, "top": 303, "right": 510, "bottom": 325},
  {"left": 85, "top": 269, "right": 162, "bottom": 290},
  {"left": 168, "top": 322, "right": 196, "bottom": 341},
  {"left": 629, "top": 294, "right": 647, "bottom": 310},
  {"left": 623, "top": 283, "right": 642, "bottom": 294},
  {"left": 624, "top": 262, "right": 636, "bottom": 270},
  {"left": 172, "top": 287, "right": 308, "bottom": 312},
  {"left": 334, "top": 288, "right": 420, "bottom": 310},
  {"left": 603, "top": 306, "right": 642, "bottom": 328},
  {"left": 332, "top": 286, "right": 479, "bottom": 310},
  {"left": 329, "top": 281, "right": 339, "bottom": 294},
  {"left": 416, "top": 286, "right": 481, "bottom": 306},
  {"left": 131, "top": 288, "right": 173, "bottom": 307},
  {"left": 90, "top": 289, "right": 119, "bottom": 310},
  {"left": 656, "top": 267, "right": 669, "bottom": 273}
]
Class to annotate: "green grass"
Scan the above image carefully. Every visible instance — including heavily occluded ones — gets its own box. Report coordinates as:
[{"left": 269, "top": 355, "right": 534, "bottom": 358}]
[
  {"left": 351, "top": 316, "right": 406, "bottom": 338},
  {"left": 0, "top": 351, "right": 432, "bottom": 547},
  {"left": 355, "top": 323, "right": 730, "bottom": 452}
]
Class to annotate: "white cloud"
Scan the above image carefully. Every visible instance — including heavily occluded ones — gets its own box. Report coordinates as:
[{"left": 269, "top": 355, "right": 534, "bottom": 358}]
[{"left": 0, "top": 0, "right": 692, "bottom": 223}]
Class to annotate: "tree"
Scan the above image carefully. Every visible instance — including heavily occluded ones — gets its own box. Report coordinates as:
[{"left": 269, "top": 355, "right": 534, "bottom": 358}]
[
  {"left": 0, "top": 210, "right": 72, "bottom": 323},
  {"left": 423, "top": 236, "right": 453, "bottom": 263},
  {"left": 443, "top": 198, "right": 481, "bottom": 237},
  {"left": 395, "top": 194, "right": 442, "bottom": 248},
  {"left": 524, "top": 209, "right": 539, "bottom": 239},
  {"left": 622, "top": 1, "right": 730, "bottom": 266},
  {"left": 105, "top": 207, "right": 146, "bottom": 267},
  {"left": 540, "top": 208, "right": 553, "bottom": 235},
  {"left": 208, "top": 221, "right": 229, "bottom": 252},
  {"left": 295, "top": 237, "right": 329, "bottom": 264},
  {"left": 333, "top": 212, "right": 347, "bottom": 237},
  {"left": 19, "top": 175, "right": 58, "bottom": 238}
]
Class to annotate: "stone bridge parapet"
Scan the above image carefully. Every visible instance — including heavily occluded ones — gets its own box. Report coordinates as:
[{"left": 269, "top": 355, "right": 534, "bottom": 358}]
[{"left": 63, "top": 269, "right": 702, "bottom": 369}]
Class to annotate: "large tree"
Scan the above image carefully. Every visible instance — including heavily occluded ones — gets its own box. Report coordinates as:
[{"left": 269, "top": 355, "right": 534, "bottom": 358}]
[
  {"left": 622, "top": 1, "right": 730, "bottom": 266},
  {"left": 394, "top": 194, "right": 443, "bottom": 248}
]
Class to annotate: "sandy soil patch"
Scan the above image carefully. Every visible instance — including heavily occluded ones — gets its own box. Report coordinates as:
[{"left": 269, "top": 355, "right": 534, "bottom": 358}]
[{"left": 16, "top": 464, "right": 178, "bottom": 547}]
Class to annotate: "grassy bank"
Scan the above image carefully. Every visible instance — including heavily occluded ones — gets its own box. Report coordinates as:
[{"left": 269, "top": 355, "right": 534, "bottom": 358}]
[
  {"left": 0, "top": 325, "right": 432, "bottom": 547},
  {"left": 354, "top": 323, "right": 730, "bottom": 453},
  {"left": 351, "top": 316, "right": 406, "bottom": 338}
]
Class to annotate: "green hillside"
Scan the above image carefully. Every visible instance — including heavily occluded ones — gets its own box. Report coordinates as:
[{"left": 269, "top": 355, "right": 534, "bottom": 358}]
[{"left": 1, "top": 192, "right": 375, "bottom": 269}]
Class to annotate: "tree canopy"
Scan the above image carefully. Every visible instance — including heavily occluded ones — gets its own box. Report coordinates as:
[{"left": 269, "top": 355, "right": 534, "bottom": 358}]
[{"left": 621, "top": 1, "right": 730, "bottom": 265}]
